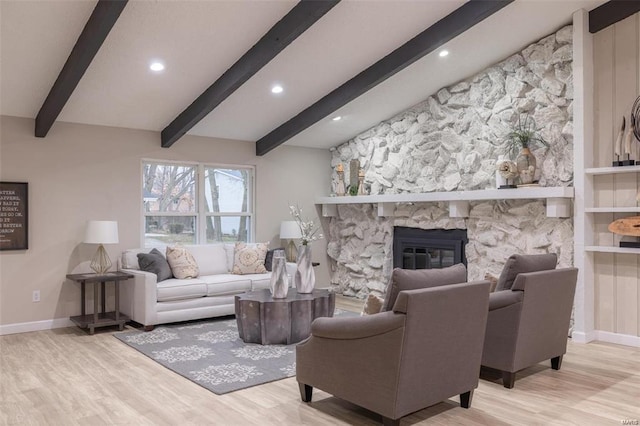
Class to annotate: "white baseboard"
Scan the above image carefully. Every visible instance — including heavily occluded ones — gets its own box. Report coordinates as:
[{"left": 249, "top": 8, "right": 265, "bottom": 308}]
[
  {"left": 571, "top": 330, "right": 639, "bottom": 347},
  {"left": 571, "top": 330, "right": 596, "bottom": 343},
  {"left": 0, "top": 318, "right": 74, "bottom": 336},
  {"left": 594, "top": 330, "right": 640, "bottom": 348}
]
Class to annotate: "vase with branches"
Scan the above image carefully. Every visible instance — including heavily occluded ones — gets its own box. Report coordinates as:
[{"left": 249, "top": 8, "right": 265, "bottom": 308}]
[
  {"left": 289, "top": 205, "right": 323, "bottom": 293},
  {"left": 505, "top": 114, "right": 550, "bottom": 184}
]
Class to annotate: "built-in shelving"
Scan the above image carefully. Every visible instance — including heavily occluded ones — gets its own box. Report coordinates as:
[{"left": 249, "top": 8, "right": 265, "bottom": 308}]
[
  {"left": 585, "top": 207, "right": 640, "bottom": 213},
  {"left": 585, "top": 245, "right": 640, "bottom": 254},
  {"left": 316, "top": 186, "right": 574, "bottom": 218},
  {"left": 585, "top": 165, "right": 640, "bottom": 175}
]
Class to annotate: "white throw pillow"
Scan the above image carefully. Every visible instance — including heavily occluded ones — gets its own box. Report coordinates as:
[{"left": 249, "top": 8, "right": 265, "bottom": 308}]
[
  {"left": 231, "top": 242, "right": 268, "bottom": 275},
  {"left": 121, "top": 248, "right": 152, "bottom": 270},
  {"left": 166, "top": 246, "right": 199, "bottom": 279}
]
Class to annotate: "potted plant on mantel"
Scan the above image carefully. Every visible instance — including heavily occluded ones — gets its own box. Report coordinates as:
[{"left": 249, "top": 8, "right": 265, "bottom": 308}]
[{"left": 504, "top": 114, "right": 550, "bottom": 185}]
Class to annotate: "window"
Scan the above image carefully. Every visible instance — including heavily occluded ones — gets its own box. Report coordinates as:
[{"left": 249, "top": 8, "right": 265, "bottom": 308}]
[{"left": 142, "top": 161, "right": 254, "bottom": 248}]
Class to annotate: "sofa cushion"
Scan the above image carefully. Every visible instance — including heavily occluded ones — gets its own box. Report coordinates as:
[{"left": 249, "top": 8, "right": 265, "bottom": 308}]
[
  {"left": 137, "top": 248, "right": 173, "bottom": 282},
  {"left": 495, "top": 253, "right": 557, "bottom": 291},
  {"left": 199, "top": 274, "right": 252, "bottom": 296},
  {"left": 156, "top": 278, "right": 207, "bottom": 302},
  {"left": 121, "top": 248, "right": 152, "bottom": 270},
  {"left": 243, "top": 273, "right": 272, "bottom": 290},
  {"left": 231, "top": 242, "right": 268, "bottom": 275},
  {"left": 224, "top": 244, "right": 235, "bottom": 271},
  {"left": 186, "top": 244, "right": 228, "bottom": 275},
  {"left": 382, "top": 263, "right": 467, "bottom": 312},
  {"left": 166, "top": 246, "right": 200, "bottom": 279}
]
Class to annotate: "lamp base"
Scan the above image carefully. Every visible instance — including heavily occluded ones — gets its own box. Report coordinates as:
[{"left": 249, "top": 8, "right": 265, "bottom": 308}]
[
  {"left": 286, "top": 240, "right": 298, "bottom": 263},
  {"left": 90, "top": 244, "right": 112, "bottom": 274}
]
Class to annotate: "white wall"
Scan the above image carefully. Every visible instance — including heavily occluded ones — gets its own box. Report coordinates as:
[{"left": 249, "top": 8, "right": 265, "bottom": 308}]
[{"left": 0, "top": 116, "right": 331, "bottom": 329}]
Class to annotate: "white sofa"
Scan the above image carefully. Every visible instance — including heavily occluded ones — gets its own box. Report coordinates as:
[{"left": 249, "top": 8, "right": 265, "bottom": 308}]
[{"left": 119, "top": 244, "right": 294, "bottom": 330}]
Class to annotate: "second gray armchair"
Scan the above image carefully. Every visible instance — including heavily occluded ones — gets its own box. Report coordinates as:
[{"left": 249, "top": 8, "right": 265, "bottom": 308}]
[{"left": 481, "top": 253, "right": 578, "bottom": 388}]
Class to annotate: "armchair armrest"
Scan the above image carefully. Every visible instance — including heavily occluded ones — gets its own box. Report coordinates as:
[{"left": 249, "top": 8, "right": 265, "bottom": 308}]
[
  {"left": 489, "top": 290, "right": 524, "bottom": 311},
  {"left": 311, "top": 311, "right": 405, "bottom": 340}
]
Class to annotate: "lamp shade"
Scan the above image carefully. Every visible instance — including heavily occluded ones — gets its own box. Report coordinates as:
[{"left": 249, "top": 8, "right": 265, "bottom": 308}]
[
  {"left": 84, "top": 220, "right": 119, "bottom": 244},
  {"left": 280, "top": 221, "right": 302, "bottom": 239}
]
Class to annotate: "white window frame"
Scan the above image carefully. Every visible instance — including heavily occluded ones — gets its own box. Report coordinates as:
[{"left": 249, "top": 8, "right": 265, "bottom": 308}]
[{"left": 141, "top": 159, "right": 255, "bottom": 246}]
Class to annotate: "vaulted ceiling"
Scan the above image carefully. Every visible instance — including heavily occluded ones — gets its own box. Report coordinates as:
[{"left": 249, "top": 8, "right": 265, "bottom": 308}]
[{"left": 0, "top": 0, "right": 621, "bottom": 156}]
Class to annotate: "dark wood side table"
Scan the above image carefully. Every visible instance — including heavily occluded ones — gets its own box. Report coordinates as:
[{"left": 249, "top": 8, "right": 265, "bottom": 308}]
[
  {"left": 66, "top": 271, "right": 134, "bottom": 335},
  {"left": 235, "top": 288, "right": 335, "bottom": 345}
]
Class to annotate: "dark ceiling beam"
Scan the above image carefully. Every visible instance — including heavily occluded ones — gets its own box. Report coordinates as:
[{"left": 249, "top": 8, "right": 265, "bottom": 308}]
[
  {"left": 161, "top": 0, "right": 340, "bottom": 148},
  {"left": 589, "top": 0, "right": 640, "bottom": 33},
  {"left": 255, "top": 0, "right": 514, "bottom": 156},
  {"left": 35, "top": 0, "right": 128, "bottom": 137}
]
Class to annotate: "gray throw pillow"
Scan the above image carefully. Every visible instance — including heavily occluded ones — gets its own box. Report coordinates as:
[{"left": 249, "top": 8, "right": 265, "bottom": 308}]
[
  {"left": 381, "top": 263, "right": 467, "bottom": 312},
  {"left": 495, "top": 253, "right": 557, "bottom": 292},
  {"left": 137, "top": 248, "right": 173, "bottom": 282},
  {"left": 264, "top": 247, "right": 284, "bottom": 272}
]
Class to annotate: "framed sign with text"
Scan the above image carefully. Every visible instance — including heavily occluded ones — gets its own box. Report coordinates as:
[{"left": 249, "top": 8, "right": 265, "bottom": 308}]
[{"left": 0, "top": 182, "right": 28, "bottom": 250}]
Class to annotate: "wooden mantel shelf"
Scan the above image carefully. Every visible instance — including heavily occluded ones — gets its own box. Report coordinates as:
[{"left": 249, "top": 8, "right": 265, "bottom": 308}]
[{"left": 315, "top": 186, "right": 574, "bottom": 218}]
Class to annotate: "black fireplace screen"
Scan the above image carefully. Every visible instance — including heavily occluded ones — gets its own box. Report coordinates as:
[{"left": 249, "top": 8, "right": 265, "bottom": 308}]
[{"left": 393, "top": 227, "right": 468, "bottom": 270}]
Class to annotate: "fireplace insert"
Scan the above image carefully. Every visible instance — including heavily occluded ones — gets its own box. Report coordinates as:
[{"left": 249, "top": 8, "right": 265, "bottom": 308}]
[{"left": 392, "top": 227, "right": 468, "bottom": 270}]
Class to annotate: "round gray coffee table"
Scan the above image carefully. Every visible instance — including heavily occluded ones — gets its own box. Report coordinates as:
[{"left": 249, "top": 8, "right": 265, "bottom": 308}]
[{"left": 234, "top": 288, "right": 335, "bottom": 345}]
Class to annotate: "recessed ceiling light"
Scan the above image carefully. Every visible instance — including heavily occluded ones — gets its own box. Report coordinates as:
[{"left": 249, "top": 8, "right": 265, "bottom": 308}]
[
  {"left": 332, "top": 116, "right": 342, "bottom": 121},
  {"left": 149, "top": 61, "right": 165, "bottom": 72},
  {"left": 439, "top": 50, "right": 449, "bottom": 58},
  {"left": 271, "top": 85, "right": 283, "bottom": 94}
]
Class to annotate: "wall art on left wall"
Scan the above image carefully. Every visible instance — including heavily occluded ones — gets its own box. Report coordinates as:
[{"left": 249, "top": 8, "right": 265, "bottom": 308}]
[{"left": 0, "top": 182, "right": 28, "bottom": 251}]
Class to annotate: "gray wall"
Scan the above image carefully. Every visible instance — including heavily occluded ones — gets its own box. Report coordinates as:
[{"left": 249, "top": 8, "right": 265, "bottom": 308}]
[{"left": 0, "top": 116, "right": 330, "bottom": 327}]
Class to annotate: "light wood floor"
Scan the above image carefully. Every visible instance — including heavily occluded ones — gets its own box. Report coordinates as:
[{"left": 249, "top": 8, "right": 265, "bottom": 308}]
[{"left": 1, "top": 296, "right": 639, "bottom": 425}]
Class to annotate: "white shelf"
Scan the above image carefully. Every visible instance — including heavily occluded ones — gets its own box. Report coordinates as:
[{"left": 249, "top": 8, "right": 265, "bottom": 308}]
[
  {"left": 585, "top": 207, "right": 640, "bottom": 213},
  {"left": 316, "top": 186, "right": 574, "bottom": 204},
  {"left": 585, "top": 245, "right": 640, "bottom": 254},
  {"left": 316, "top": 187, "right": 574, "bottom": 218},
  {"left": 585, "top": 165, "right": 640, "bottom": 175}
]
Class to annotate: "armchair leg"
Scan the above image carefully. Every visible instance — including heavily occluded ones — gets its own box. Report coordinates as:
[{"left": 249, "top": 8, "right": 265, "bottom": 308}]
[
  {"left": 551, "top": 355, "right": 563, "bottom": 370},
  {"left": 460, "top": 390, "right": 473, "bottom": 408},
  {"left": 381, "top": 416, "right": 400, "bottom": 426},
  {"left": 143, "top": 325, "right": 155, "bottom": 332},
  {"left": 298, "top": 383, "right": 313, "bottom": 402},
  {"left": 502, "top": 371, "right": 516, "bottom": 389}
]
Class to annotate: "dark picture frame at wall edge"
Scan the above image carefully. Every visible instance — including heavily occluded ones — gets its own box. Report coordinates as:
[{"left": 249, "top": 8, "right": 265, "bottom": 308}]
[{"left": 0, "top": 182, "right": 28, "bottom": 251}]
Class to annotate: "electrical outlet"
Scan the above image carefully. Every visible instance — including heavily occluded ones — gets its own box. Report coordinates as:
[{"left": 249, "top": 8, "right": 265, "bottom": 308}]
[{"left": 32, "top": 290, "right": 40, "bottom": 302}]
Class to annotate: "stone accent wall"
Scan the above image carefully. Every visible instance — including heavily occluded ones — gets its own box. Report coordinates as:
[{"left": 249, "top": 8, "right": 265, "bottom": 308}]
[{"left": 327, "top": 26, "right": 574, "bottom": 297}]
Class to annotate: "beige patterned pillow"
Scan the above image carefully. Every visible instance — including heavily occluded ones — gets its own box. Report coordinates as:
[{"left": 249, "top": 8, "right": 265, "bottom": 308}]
[
  {"left": 361, "top": 293, "right": 384, "bottom": 316},
  {"left": 232, "top": 242, "right": 268, "bottom": 275},
  {"left": 166, "top": 246, "right": 199, "bottom": 279}
]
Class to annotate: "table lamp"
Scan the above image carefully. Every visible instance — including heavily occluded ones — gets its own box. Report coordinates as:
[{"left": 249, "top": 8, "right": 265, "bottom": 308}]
[
  {"left": 280, "top": 220, "right": 302, "bottom": 262},
  {"left": 84, "top": 220, "right": 119, "bottom": 274}
]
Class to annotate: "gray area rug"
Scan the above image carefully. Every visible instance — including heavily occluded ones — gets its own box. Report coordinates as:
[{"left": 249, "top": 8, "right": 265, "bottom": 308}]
[{"left": 115, "top": 310, "right": 355, "bottom": 395}]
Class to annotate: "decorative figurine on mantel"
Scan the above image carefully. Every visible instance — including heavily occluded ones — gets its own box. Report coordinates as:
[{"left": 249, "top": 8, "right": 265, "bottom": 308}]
[
  {"left": 335, "top": 163, "right": 345, "bottom": 196},
  {"left": 496, "top": 158, "right": 518, "bottom": 189},
  {"left": 357, "top": 168, "right": 367, "bottom": 195}
]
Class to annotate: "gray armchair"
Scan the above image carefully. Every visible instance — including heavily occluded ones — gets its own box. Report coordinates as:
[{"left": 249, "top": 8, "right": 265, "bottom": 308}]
[
  {"left": 296, "top": 268, "right": 490, "bottom": 426},
  {"left": 481, "top": 253, "right": 578, "bottom": 388}
]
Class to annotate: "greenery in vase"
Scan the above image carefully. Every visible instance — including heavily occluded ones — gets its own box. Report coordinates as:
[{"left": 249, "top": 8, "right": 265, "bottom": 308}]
[
  {"left": 504, "top": 113, "right": 549, "bottom": 159},
  {"left": 289, "top": 205, "right": 323, "bottom": 246},
  {"left": 347, "top": 184, "right": 359, "bottom": 196}
]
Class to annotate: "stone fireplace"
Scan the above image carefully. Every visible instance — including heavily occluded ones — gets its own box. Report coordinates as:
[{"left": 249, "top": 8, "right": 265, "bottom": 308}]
[{"left": 325, "top": 26, "right": 574, "bottom": 299}]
